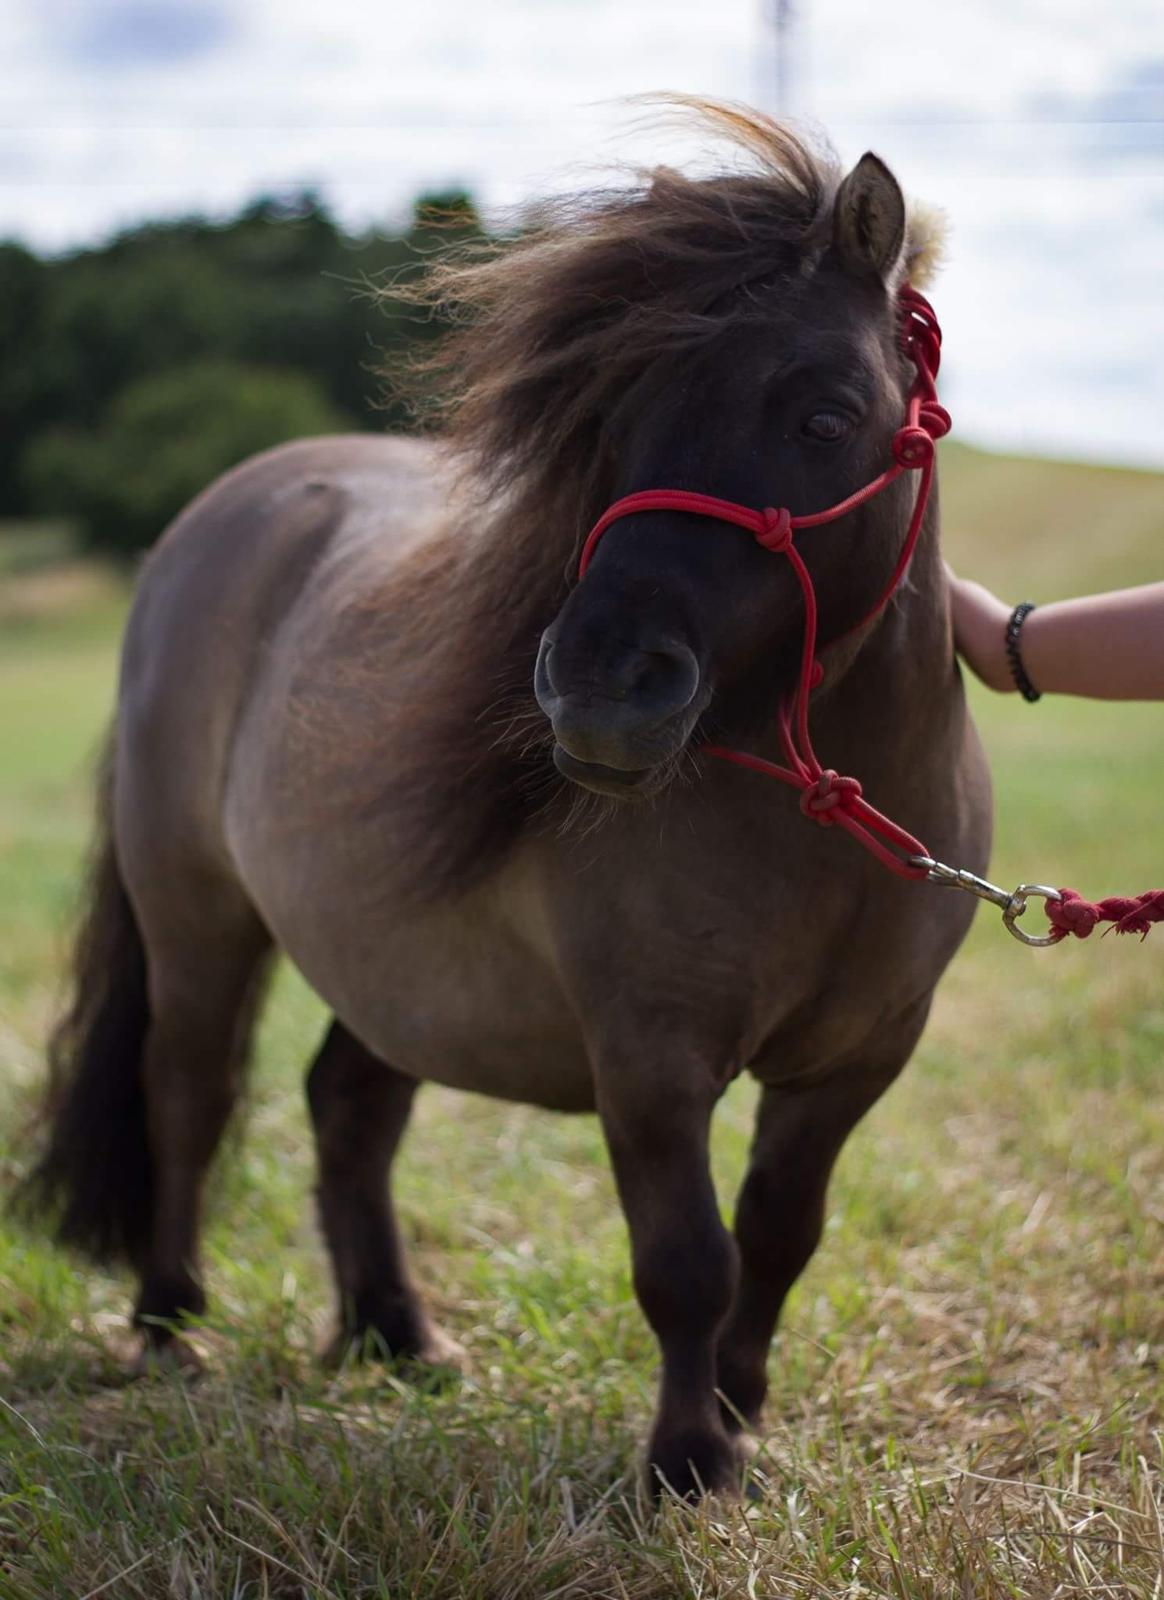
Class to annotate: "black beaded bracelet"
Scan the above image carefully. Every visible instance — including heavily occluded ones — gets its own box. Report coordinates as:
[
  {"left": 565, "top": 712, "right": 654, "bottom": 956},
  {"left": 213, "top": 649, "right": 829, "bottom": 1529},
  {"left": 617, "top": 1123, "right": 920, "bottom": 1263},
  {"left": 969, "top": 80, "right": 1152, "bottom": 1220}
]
[{"left": 1005, "top": 601, "right": 1041, "bottom": 702}]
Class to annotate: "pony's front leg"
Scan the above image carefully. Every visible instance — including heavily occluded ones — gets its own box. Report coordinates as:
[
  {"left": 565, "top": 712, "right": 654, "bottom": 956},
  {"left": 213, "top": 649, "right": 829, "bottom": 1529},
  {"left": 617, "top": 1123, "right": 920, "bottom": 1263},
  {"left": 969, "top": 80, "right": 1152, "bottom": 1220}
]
[
  {"left": 597, "top": 1059, "right": 740, "bottom": 1499},
  {"left": 716, "top": 1014, "right": 926, "bottom": 1432}
]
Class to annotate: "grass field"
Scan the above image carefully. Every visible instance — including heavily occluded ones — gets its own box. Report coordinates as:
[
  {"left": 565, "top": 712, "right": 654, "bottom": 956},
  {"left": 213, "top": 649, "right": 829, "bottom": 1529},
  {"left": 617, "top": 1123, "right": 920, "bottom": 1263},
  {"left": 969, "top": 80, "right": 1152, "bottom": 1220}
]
[{"left": 1, "top": 444, "right": 1162, "bottom": 1598}]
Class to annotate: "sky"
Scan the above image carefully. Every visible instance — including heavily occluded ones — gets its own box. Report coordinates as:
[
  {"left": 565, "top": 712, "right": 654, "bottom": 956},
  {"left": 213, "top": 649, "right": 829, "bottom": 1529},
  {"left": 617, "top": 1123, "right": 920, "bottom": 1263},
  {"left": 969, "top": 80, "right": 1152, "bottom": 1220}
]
[{"left": 3, "top": 0, "right": 1163, "bottom": 465}]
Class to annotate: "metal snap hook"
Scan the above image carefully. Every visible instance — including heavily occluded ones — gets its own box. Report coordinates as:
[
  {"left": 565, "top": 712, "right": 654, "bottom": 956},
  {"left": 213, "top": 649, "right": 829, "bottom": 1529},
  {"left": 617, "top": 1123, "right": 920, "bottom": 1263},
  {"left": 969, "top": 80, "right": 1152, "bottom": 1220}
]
[
  {"left": 1002, "top": 884, "right": 1064, "bottom": 947},
  {"left": 911, "top": 857, "right": 1065, "bottom": 948}
]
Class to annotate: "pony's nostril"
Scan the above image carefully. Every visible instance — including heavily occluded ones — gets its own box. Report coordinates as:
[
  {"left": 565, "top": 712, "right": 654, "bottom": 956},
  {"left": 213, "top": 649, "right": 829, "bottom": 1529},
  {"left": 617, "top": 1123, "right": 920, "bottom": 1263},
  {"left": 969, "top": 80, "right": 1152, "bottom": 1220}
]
[
  {"left": 630, "top": 643, "right": 700, "bottom": 716},
  {"left": 534, "top": 632, "right": 562, "bottom": 710}
]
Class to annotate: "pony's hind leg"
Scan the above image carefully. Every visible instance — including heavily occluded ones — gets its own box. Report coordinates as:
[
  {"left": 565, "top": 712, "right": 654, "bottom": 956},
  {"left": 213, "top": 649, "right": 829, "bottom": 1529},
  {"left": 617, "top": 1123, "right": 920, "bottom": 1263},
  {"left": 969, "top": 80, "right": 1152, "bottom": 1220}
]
[
  {"left": 133, "top": 902, "right": 272, "bottom": 1359},
  {"left": 22, "top": 743, "right": 272, "bottom": 1369},
  {"left": 306, "top": 1021, "right": 461, "bottom": 1368}
]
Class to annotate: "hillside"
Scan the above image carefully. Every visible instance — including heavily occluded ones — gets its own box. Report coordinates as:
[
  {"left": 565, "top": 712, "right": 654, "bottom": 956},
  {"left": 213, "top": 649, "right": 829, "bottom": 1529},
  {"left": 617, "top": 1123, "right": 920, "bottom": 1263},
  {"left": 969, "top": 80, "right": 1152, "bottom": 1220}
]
[{"left": 940, "top": 440, "right": 1164, "bottom": 594}]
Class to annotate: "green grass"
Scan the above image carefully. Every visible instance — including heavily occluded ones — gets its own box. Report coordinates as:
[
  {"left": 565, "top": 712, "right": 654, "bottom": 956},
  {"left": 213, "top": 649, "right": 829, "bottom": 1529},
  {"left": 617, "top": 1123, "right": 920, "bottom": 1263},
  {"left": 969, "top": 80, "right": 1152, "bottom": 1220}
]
[{"left": 1, "top": 450, "right": 1163, "bottom": 1599}]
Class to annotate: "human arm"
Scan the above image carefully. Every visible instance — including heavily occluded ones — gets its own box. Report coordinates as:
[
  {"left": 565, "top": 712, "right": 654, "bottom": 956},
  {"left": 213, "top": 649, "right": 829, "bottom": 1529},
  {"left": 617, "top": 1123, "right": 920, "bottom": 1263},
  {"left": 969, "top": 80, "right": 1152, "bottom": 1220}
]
[{"left": 947, "top": 572, "right": 1164, "bottom": 701}]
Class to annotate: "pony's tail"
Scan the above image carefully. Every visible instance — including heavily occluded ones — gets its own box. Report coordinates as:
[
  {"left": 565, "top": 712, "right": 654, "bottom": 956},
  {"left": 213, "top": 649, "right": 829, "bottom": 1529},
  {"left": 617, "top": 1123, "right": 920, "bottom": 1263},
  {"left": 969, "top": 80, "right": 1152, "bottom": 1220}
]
[{"left": 16, "top": 739, "right": 154, "bottom": 1266}]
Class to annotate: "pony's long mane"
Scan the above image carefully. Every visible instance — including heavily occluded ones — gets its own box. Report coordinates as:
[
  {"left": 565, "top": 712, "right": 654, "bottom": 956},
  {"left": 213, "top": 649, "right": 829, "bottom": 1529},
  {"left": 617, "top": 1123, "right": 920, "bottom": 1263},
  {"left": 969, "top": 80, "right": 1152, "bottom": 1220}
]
[{"left": 347, "top": 104, "right": 866, "bottom": 896}]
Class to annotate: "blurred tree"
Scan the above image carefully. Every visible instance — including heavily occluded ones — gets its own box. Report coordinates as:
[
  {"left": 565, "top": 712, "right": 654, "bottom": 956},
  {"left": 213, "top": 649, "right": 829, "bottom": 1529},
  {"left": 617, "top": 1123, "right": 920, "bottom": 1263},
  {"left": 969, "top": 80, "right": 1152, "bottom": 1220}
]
[
  {"left": 1, "top": 186, "right": 483, "bottom": 551},
  {"left": 25, "top": 360, "right": 347, "bottom": 560},
  {"left": 0, "top": 243, "right": 51, "bottom": 510}
]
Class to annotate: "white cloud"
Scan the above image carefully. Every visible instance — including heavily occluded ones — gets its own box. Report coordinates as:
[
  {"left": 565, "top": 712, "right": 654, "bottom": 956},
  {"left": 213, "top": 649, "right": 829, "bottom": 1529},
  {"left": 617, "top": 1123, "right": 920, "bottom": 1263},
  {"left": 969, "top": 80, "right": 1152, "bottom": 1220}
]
[{"left": 2, "top": 0, "right": 1162, "bottom": 462}]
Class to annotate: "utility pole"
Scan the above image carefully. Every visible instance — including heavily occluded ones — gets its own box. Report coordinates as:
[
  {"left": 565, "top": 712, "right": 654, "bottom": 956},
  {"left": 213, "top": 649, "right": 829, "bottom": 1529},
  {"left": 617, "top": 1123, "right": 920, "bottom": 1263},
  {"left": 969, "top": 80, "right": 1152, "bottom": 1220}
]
[{"left": 761, "top": 0, "right": 799, "bottom": 120}]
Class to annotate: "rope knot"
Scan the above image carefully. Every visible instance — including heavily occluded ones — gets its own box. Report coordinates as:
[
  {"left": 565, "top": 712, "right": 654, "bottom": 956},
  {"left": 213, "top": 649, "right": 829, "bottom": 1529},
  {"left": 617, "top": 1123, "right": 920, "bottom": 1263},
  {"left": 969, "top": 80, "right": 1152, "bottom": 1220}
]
[
  {"left": 799, "top": 768, "right": 862, "bottom": 826},
  {"left": 756, "top": 505, "right": 794, "bottom": 553},
  {"left": 1046, "top": 890, "right": 1101, "bottom": 939},
  {"left": 892, "top": 425, "right": 935, "bottom": 470},
  {"left": 919, "top": 400, "right": 951, "bottom": 441}
]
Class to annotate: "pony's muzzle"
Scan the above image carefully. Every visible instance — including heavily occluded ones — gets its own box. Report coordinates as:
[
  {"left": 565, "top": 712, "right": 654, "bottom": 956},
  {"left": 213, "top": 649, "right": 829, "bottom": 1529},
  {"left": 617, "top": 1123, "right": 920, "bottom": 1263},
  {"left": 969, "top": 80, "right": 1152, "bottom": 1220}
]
[{"left": 534, "top": 629, "right": 702, "bottom": 787}]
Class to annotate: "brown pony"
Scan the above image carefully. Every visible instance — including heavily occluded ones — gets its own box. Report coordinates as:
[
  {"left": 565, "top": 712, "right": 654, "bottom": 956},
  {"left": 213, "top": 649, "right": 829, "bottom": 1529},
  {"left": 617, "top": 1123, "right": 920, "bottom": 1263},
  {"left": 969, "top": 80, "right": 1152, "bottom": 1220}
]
[{"left": 23, "top": 102, "right": 990, "bottom": 1497}]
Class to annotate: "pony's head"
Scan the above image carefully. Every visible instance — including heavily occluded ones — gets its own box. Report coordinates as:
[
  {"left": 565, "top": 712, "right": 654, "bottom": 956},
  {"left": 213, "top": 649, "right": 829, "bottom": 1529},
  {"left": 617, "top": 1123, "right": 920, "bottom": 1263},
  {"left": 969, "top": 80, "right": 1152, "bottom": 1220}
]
[{"left": 400, "top": 100, "right": 946, "bottom": 803}]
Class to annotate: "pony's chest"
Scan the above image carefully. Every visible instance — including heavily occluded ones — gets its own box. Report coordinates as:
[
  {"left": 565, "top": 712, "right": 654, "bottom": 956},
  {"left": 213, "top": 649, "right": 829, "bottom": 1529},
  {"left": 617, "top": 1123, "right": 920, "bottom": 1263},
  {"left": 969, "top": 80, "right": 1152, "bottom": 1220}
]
[
  {"left": 730, "top": 865, "right": 976, "bottom": 1082},
  {"left": 541, "top": 820, "right": 964, "bottom": 1086}
]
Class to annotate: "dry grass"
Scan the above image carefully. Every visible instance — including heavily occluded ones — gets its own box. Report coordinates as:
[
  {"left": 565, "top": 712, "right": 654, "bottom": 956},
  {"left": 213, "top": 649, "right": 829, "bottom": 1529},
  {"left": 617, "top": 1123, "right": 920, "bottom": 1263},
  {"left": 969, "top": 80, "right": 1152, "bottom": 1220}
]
[{"left": 2, "top": 443, "right": 1163, "bottom": 1597}]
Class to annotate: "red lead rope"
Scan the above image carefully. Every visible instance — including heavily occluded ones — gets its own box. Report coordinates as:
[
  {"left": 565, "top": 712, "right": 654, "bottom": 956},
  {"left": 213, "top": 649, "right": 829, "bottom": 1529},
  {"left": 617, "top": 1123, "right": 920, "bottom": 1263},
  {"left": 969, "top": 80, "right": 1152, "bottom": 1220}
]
[
  {"left": 578, "top": 285, "right": 950, "bottom": 881},
  {"left": 1046, "top": 890, "right": 1164, "bottom": 942}
]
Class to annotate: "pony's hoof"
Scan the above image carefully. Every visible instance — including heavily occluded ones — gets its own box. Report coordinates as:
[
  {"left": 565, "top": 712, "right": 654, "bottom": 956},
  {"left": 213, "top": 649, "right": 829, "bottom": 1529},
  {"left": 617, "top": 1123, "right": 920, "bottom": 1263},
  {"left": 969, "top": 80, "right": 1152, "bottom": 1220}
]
[
  {"left": 413, "top": 1323, "right": 467, "bottom": 1369},
  {"left": 321, "top": 1317, "right": 466, "bottom": 1381},
  {"left": 733, "top": 1430, "right": 764, "bottom": 1463},
  {"left": 130, "top": 1334, "right": 204, "bottom": 1382},
  {"left": 647, "top": 1426, "right": 742, "bottom": 1503}
]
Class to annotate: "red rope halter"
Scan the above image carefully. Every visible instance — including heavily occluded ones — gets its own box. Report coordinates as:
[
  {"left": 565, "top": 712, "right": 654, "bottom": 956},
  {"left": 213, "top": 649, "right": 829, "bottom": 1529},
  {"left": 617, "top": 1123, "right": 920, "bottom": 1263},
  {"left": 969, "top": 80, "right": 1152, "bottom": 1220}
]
[{"left": 578, "top": 285, "right": 949, "bottom": 880}]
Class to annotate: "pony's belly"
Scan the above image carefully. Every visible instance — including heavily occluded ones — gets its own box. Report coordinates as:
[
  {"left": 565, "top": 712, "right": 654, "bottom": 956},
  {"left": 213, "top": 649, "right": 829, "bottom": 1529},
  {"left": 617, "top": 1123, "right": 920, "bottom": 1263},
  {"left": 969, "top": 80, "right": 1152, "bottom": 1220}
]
[
  {"left": 256, "top": 886, "right": 597, "bottom": 1112},
  {"left": 338, "top": 965, "right": 596, "bottom": 1112}
]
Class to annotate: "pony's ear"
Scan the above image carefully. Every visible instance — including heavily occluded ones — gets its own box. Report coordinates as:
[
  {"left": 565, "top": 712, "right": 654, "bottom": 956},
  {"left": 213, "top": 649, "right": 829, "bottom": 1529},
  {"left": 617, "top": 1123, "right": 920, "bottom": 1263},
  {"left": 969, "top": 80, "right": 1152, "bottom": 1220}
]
[{"left": 832, "top": 152, "right": 906, "bottom": 283}]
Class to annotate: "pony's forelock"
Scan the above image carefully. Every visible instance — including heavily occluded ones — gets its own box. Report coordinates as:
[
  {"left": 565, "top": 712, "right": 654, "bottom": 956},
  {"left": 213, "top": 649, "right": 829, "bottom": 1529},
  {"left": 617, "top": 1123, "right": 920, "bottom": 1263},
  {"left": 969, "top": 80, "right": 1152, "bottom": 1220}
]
[{"left": 386, "top": 98, "right": 842, "bottom": 545}]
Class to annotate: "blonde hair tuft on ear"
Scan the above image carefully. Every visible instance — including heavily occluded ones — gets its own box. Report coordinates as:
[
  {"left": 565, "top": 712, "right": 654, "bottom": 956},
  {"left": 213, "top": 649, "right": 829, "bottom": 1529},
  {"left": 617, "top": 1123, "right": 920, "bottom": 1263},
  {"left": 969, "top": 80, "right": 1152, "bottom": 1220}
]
[{"left": 903, "top": 200, "right": 948, "bottom": 288}]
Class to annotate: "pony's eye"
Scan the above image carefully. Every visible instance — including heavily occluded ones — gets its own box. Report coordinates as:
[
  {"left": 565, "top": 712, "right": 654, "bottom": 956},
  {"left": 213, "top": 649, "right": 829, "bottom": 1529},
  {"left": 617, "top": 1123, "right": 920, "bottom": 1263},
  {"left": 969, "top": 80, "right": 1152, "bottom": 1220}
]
[{"left": 802, "top": 410, "right": 853, "bottom": 443}]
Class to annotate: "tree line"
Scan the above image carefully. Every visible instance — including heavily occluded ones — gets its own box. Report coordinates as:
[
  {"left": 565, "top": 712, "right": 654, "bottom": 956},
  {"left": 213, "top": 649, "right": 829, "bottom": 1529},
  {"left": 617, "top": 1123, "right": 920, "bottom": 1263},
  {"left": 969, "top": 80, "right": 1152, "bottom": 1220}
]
[{"left": 0, "top": 190, "right": 479, "bottom": 559}]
